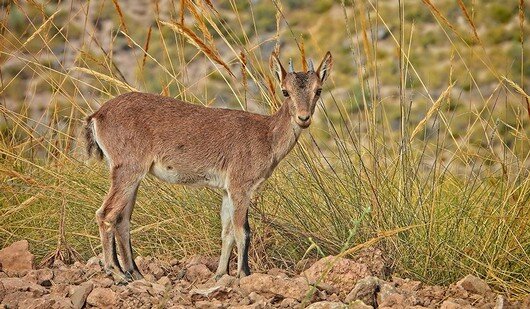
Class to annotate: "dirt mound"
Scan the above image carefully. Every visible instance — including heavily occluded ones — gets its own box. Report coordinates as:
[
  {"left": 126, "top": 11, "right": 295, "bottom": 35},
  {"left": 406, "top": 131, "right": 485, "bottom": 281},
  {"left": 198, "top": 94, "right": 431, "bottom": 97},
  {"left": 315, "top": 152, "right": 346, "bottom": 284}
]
[{"left": 0, "top": 241, "right": 526, "bottom": 308}]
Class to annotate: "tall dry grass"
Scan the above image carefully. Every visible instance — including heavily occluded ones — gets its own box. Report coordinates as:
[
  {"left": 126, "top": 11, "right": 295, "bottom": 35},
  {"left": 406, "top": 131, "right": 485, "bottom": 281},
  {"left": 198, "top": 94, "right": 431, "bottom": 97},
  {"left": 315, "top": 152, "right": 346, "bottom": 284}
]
[{"left": 0, "top": 0, "right": 529, "bottom": 298}]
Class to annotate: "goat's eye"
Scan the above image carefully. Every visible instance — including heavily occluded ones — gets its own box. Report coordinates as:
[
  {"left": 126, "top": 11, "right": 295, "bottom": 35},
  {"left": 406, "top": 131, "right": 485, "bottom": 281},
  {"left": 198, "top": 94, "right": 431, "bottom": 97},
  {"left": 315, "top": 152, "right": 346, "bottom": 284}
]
[
  {"left": 282, "top": 90, "right": 290, "bottom": 97},
  {"left": 315, "top": 89, "right": 322, "bottom": 96}
]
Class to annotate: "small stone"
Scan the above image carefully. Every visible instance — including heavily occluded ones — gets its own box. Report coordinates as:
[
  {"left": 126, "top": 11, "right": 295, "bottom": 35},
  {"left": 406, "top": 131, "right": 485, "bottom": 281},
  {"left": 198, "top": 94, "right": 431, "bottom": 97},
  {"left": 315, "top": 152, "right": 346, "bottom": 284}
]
[
  {"left": 185, "top": 264, "right": 213, "bottom": 283},
  {"left": 267, "top": 268, "right": 288, "bottom": 277},
  {"left": 148, "top": 262, "right": 165, "bottom": 280},
  {"left": 456, "top": 275, "right": 491, "bottom": 295},
  {"left": 305, "top": 301, "right": 348, "bottom": 309},
  {"left": 86, "top": 256, "right": 102, "bottom": 267},
  {"left": 280, "top": 297, "right": 299, "bottom": 307},
  {"left": 0, "top": 277, "right": 46, "bottom": 296},
  {"left": 52, "top": 268, "right": 84, "bottom": 285},
  {"left": 495, "top": 295, "right": 505, "bottom": 309},
  {"left": 345, "top": 276, "right": 380, "bottom": 306},
  {"left": 376, "top": 282, "right": 404, "bottom": 307},
  {"left": 144, "top": 274, "right": 156, "bottom": 282},
  {"left": 190, "top": 286, "right": 222, "bottom": 299},
  {"left": 91, "top": 277, "right": 113, "bottom": 288},
  {"left": 195, "top": 300, "right": 223, "bottom": 308},
  {"left": 240, "top": 273, "right": 311, "bottom": 301},
  {"left": 303, "top": 256, "right": 371, "bottom": 296},
  {"left": 127, "top": 279, "right": 152, "bottom": 294},
  {"left": 2, "top": 291, "right": 35, "bottom": 308},
  {"left": 349, "top": 299, "right": 373, "bottom": 309},
  {"left": 248, "top": 291, "right": 266, "bottom": 304},
  {"left": 317, "top": 282, "right": 339, "bottom": 295},
  {"left": 86, "top": 287, "right": 117, "bottom": 307},
  {"left": 440, "top": 299, "right": 474, "bottom": 309},
  {"left": 70, "top": 282, "right": 93, "bottom": 309},
  {"left": 0, "top": 240, "right": 34, "bottom": 275},
  {"left": 216, "top": 274, "right": 236, "bottom": 288},
  {"left": 158, "top": 276, "right": 171, "bottom": 286},
  {"left": 150, "top": 282, "right": 166, "bottom": 295},
  {"left": 23, "top": 269, "right": 54, "bottom": 286}
]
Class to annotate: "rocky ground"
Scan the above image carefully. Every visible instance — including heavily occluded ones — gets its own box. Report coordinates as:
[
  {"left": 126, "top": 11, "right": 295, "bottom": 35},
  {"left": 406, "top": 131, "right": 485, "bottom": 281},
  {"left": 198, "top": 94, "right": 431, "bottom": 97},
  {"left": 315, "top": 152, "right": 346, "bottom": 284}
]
[{"left": 0, "top": 240, "right": 527, "bottom": 308}]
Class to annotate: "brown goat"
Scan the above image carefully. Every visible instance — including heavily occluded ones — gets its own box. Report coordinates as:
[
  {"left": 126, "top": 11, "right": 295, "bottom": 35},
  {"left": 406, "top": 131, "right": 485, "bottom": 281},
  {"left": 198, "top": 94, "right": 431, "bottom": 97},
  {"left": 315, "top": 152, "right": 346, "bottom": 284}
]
[{"left": 84, "top": 52, "right": 333, "bottom": 283}]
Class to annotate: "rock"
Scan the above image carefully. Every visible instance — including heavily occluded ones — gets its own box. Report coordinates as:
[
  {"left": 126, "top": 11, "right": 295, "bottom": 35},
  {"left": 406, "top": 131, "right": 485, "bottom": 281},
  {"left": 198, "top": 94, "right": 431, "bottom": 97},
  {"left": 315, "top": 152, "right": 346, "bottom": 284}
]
[
  {"left": 185, "top": 264, "right": 213, "bottom": 283},
  {"left": 345, "top": 276, "right": 380, "bottom": 306},
  {"left": 20, "top": 294, "right": 74, "bottom": 309},
  {"left": 240, "top": 273, "right": 311, "bottom": 301},
  {"left": 91, "top": 277, "right": 113, "bottom": 288},
  {"left": 351, "top": 247, "right": 390, "bottom": 278},
  {"left": 52, "top": 268, "right": 84, "bottom": 285},
  {"left": 70, "top": 282, "right": 93, "bottom": 309},
  {"left": 127, "top": 279, "right": 152, "bottom": 294},
  {"left": 216, "top": 274, "right": 236, "bottom": 288},
  {"left": 190, "top": 285, "right": 225, "bottom": 300},
  {"left": 267, "top": 268, "right": 288, "bottom": 278},
  {"left": 316, "top": 282, "right": 339, "bottom": 295},
  {"left": 149, "top": 263, "right": 165, "bottom": 280},
  {"left": 303, "top": 256, "right": 371, "bottom": 296},
  {"left": 158, "top": 275, "right": 172, "bottom": 286},
  {"left": 305, "top": 301, "right": 348, "bottom": 309},
  {"left": 23, "top": 269, "right": 54, "bottom": 286},
  {"left": 2, "top": 291, "right": 36, "bottom": 308},
  {"left": 85, "top": 256, "right": 102, "bottom": 268},
  {"left": 19, "top": 297, "right": 55, "bottom": 309},
  {"left": 280, "top": 297, "right": 299, "bottom": 307},
  {"left": 0, "top": 277, "right": 47, "bottom": 296},
  {"left": 86, "top": 287, "right": 117, "bottom": 307},
  {"left": 182, "top": 255, "right": 218, "bottom": 272},
  {"left": 248, "top": 291, "right": 267, "bottom": 304},
  {"left": 376, "top": 282, "right": 405, "bottom": 307},
  {"left": 349, "top": 299, "right": 373, "bottom": 309},
  {"left": 150, "top": 282, "right": 166, "bottom": 295},
  {"left": 495, "top": 295, "right": 505, "bottom": 309},
  {"left": 0, "top": 240, "right": 34, "bottom": 275},
  {"left": 456, "top": 275, "right": 491, "bottom": 295},
  {"left": 440, "top": 299, "right": 475, "bottom": 309},
  {"left": 195, "top": 300, "right": 223, "bottom": 308}
]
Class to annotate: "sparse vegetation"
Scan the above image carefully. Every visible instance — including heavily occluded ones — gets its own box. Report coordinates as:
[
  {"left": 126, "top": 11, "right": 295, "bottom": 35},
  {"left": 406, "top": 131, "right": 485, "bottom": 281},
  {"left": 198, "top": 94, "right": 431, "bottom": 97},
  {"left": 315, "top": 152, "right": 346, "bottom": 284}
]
[{"left": 0, "top": 0, "right": 529, "bottom": 300}]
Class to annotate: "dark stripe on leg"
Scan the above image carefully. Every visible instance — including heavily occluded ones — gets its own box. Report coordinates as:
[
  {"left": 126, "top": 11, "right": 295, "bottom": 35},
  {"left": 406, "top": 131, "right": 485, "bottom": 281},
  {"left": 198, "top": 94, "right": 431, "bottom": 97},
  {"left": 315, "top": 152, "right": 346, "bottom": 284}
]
[
  {"left": 130, "top": 238, "right": 141, "bottom": 273},
  {"left": 111, "top": 237, "right": 123, "bottom": 272},
  {"left": 242, "top": 212, "right": 251, "bottom": 276}
]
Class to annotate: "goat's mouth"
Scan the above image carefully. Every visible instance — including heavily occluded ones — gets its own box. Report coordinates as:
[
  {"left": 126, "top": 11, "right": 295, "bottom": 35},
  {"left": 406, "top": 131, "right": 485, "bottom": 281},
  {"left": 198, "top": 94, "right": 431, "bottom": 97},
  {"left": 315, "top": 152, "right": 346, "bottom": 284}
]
[{"left": 296, "top": 119, "right": 311, "bottom": 128}]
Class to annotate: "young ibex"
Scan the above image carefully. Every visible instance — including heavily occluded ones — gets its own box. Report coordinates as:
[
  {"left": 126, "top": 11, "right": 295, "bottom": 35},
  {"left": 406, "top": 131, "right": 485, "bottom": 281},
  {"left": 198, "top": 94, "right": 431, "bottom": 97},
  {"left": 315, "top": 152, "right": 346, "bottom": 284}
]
[{"left": 84, "top": 51, "right": 333, "bottom": 283}]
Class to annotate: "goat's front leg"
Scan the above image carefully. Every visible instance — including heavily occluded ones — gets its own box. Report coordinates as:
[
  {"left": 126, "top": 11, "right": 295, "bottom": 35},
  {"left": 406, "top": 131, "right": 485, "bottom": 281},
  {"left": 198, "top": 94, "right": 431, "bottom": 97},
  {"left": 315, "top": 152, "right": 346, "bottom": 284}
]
[
  {"left": 215, "top": 193, "right": 235, "bottom": 279},
  {"left": 230, "top": 191, "right": 251, "bottom": 278}
]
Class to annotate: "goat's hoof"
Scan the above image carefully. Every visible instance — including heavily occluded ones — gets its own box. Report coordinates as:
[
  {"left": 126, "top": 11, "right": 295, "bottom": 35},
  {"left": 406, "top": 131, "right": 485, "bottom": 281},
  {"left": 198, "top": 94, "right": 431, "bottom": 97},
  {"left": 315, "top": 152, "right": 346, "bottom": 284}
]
[
  {"left": 125, "top": 270, "right": 144, "bottom": 281},
  {"left": 104, "top": 267, "right": 129, "bottom": 285}
]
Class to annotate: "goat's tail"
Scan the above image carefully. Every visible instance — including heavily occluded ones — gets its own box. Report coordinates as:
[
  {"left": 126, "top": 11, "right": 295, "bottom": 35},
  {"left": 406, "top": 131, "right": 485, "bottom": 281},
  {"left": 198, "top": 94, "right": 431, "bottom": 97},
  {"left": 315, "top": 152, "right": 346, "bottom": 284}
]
[{"left": 84, "top": 115, "right": 104, "bottom": 160}]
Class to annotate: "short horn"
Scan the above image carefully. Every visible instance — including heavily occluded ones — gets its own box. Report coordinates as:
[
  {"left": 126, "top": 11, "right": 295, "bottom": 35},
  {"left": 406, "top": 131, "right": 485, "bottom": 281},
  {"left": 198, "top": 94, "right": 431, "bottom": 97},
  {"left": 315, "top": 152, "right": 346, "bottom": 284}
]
[
  {"left": 308, "top": 59, "right": 314, "bottom": 71},
  {"left": 288, "top": 58, "right": 294, "bottom": 73}
]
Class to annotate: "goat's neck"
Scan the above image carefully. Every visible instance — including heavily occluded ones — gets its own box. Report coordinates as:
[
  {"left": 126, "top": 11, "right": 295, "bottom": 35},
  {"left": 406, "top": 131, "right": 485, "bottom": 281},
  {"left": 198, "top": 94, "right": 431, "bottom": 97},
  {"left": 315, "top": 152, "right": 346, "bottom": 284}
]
[{"left": 269, "top": 101, "right": 302, "bottom": 163}]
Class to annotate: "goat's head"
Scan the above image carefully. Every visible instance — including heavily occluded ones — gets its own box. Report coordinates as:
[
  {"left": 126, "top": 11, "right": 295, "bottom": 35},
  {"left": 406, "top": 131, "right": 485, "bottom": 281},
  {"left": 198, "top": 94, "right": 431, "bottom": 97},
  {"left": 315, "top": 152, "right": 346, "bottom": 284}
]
[{"left": 270, "top": 51, "right": 333, "bottom": 128}]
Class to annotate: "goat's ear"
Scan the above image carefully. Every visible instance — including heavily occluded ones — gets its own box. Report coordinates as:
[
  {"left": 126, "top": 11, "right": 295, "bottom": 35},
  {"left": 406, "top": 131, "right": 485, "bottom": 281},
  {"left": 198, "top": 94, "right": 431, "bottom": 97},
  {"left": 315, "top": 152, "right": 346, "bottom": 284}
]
[
  {"left": 270, "top": 53, "right": 287, "bottom": 84},
  {"left": 317, "top": 51, "right": 333, "bottom": 83}
]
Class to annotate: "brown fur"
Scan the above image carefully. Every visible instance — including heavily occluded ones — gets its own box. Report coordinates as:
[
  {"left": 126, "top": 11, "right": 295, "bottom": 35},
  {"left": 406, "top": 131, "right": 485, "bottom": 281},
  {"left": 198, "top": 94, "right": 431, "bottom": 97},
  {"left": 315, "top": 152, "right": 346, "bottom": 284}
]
[{"left": 85, "top": 52, "right": 333, "bottom": 281}]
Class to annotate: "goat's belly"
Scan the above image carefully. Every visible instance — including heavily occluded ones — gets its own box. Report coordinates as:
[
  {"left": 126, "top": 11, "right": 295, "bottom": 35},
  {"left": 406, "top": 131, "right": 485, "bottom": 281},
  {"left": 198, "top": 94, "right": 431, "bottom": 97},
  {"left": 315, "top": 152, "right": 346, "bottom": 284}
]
[{"left": 149, "top": 163, "right": 225, "bottom": 189}]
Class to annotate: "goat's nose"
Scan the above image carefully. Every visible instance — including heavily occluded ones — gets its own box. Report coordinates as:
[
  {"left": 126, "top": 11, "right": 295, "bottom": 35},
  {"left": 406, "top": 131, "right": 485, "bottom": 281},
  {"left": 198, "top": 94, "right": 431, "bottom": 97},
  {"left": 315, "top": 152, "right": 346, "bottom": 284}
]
[{"left": 298, "top": 115, "right": 310, "bottom": 121}]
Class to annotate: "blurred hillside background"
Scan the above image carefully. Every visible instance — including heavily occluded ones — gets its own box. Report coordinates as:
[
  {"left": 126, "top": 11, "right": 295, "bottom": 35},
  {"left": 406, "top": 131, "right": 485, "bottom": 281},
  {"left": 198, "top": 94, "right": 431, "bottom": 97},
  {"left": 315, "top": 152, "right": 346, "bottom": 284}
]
[{"left": 1, "top": 0, "right": 530, "bottom": 298}]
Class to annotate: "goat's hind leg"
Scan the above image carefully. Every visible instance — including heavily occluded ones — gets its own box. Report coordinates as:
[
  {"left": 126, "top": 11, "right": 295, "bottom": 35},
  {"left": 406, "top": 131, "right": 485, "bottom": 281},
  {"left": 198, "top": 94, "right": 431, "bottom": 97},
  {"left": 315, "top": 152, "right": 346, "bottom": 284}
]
[
  {"left": 114, "top": 182, "right": 143, "bottom": 281},
  {"left": 96, "top": 164, "right": 144, "bottom": 284}
]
